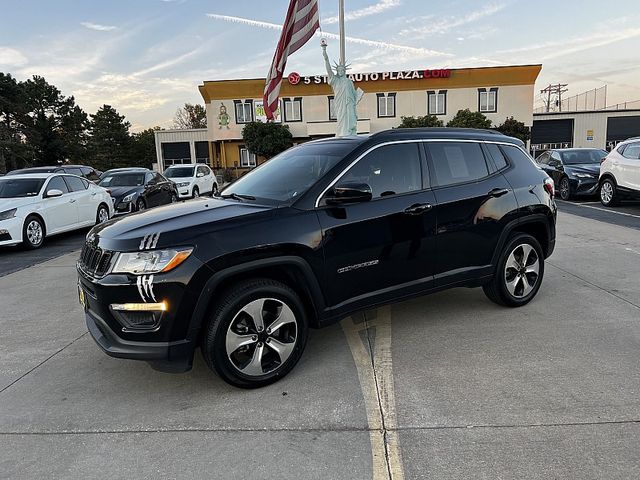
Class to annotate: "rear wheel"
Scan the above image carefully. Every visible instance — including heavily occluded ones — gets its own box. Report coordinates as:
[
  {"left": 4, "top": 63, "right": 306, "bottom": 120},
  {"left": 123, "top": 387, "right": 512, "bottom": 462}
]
[
  {"left": 201, "top": 278, "right": 309, "bottom": 388},
  {"left": 22, "top": 215, "right": 45, "bottom": 249},
  {"left": 600, "top": 178, "right": 618, "bottom": 206},
  {"left": 483, "top": 233, "right": 544, "bottom": 307},
  {"left": 96, "top": 204, "right": 109, "bottom": 224},
  {"left": 559, "top": 176, "right": 572, "bottom": 200},
  {"left": 211, "top": 184, "right": 218, "bottom": 197}
]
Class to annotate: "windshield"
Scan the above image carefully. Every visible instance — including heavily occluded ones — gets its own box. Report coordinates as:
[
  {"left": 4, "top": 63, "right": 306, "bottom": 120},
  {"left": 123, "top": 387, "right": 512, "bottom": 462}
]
[
  {"left": 222, "top": 142, "right": 356, "bottom": 203},
  {"left": 98, "top": 173, "right": 145, "bottom": 187},
  {"left": 561, "top": 150, "right": 607, "bottom": 165},
  {"left": 0, "top": 178, "right": 46, "bottom": 198},
  {"left": 164, "top": 166, "right": 194, "bottom": 178}
]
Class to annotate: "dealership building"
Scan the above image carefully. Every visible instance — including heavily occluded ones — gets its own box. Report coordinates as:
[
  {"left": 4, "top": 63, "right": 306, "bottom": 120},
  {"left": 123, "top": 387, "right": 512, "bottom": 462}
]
[{"left": 155, "top": 64, "right": 542, "bottom": 172}]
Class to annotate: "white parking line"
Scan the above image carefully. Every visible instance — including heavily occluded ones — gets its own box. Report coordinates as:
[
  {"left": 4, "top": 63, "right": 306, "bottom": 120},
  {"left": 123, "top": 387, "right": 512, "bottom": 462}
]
[{"left": 558, "top": 200, "right": 640, "bottom": 219}]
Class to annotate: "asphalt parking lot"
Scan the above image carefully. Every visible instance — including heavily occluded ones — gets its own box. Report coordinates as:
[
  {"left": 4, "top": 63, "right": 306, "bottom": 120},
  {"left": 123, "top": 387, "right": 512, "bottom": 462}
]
[{"left": 1, "top": 203, "right": 639, "bottom": 479}]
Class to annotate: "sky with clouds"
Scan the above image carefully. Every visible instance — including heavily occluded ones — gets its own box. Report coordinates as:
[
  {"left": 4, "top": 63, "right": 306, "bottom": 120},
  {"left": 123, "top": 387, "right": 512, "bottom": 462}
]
[{"left": 1, "top": 0, "right": 639, "bottom": 131}]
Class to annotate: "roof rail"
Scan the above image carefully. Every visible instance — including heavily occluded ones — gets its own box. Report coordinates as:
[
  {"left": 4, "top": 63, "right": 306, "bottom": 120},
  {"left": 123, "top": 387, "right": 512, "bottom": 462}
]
[{"left": 372, "top": 127, "right": 503, "bottom": 137}]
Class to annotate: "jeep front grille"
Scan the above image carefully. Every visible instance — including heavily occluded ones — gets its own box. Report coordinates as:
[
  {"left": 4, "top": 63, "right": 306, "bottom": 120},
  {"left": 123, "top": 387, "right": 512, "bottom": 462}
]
[{"left": 79, "top": 242, "right": 113, "bottom": 277}]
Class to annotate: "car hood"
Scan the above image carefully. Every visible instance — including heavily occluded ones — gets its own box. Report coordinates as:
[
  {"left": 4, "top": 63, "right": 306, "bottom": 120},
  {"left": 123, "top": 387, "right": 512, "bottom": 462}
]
[
  {"left": 108, "top": 186, "right": 142, "bottom": 201},
  {"left": 0, "top": 196, "right": 38, "bottom": 211},
  {"left": 91, "top": 197, "right": 274, "bottom": 252},
  {"left": 566, "top": 164, "right": 600, "bottom": 175}
]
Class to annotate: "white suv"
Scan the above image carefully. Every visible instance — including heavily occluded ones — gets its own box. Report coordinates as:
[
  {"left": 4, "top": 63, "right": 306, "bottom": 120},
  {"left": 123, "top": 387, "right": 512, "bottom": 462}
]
[
  {"left": 599, "top": 138, "right": 640, "bottom": 206},
  {"left": 164, "top": 164, "right": 218, "bottom": 199}
]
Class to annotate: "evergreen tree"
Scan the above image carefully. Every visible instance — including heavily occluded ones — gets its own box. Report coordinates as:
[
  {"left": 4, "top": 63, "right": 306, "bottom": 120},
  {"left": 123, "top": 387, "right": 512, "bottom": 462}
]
[
  {"left": 89, "top": 105, "right": 132, "bottom": 171},
  {"left": 131, "top": 126, "right": 162, "bottom": 169},
  {"left": 398, "top": 115, "right": 444, "bottom": 128}
]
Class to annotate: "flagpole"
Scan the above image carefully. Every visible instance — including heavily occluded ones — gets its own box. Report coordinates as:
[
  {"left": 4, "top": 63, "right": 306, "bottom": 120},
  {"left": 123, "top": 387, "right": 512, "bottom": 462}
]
[{"left": 339, "top": 0, "right": 345, "bottom": 65}]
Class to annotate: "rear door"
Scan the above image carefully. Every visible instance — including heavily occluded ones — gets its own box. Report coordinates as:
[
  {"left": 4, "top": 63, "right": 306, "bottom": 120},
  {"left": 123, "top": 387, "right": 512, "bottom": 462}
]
[
  {"left": 425, "top": 140, "right": 518, "bottom": 286},
  {"left": 63, "top": 175, "right": 94, "bottom": 224},
  {"left": 41, "top": 175, "right": 78, "bottom": 232},
  {"left": 317, "top": 142, "right": 437, "bottom": 310}
]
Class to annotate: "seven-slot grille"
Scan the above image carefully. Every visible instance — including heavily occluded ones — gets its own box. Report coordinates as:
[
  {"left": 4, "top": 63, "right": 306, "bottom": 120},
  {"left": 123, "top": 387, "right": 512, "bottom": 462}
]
[{"left": 79, "top": 242, "right": 113, "bottom": 277}]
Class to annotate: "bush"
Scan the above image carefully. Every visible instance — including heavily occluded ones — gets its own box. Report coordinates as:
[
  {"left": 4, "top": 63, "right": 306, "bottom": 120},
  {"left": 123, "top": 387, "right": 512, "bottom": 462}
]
[
  {"left": 446, "top": 109, "right": 492, "bottom": 129},
  {"left": 242, "top": 121, "right": 293, "bottom": 159},
  {"left": 398, "top": 115, "right": 444, "bottom": 128},
  {"left": 495, "top": 117, "right": 530, "bottom": 143}
]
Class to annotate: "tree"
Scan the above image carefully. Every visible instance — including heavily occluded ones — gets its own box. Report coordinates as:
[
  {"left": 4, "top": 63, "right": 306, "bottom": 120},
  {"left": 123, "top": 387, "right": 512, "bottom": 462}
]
[
  {"left": 495, "top": 116, "right": 530, "bottom": 143},
  {"left": 173, "top": 103, "right": 207, "bottom": 129},
  {"left": 130, "top": 126, "right": 162, "bottom": 169},
  {"left": 0, "top": 73, "right": 32, "bottom": 172},
  {"left": 398, "top": 115, "right": 444, "bottom": 128},
  {"left": 446, "top": 109, "right": 492, "bottom": 129},
  {"left": 89, "top": 105, "right": 132, "bottom": 171},
  {"left": 242, "top": 121, "right": 293, "bottom": 159}
]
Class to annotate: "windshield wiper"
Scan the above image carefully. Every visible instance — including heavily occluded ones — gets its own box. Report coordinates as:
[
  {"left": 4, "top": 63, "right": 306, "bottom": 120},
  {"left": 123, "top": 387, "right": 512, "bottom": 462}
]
[{"left": 220, "top": 192, "right": 256, "bottom": 201}]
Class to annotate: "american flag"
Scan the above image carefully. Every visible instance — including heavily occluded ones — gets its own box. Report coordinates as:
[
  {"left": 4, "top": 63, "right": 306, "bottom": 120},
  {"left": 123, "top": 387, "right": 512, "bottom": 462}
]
[{"left": 263, "top": 0, "right": 320, "bottom": 120}]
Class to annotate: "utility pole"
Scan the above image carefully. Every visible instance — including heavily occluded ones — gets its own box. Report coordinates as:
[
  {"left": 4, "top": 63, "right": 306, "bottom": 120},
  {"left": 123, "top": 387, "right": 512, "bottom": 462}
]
[{"left": 540, "top": 83, "right": 569, "bottom": 112}]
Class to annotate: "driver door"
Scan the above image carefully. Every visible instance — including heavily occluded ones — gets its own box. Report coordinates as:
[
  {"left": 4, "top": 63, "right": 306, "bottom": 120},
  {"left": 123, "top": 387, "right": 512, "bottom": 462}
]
[
  {"left": 316, "top": 142, "right": 437, "bottom": 311},
  {"left": 41, "top": 175, "right": 78, "bottom": 232}
]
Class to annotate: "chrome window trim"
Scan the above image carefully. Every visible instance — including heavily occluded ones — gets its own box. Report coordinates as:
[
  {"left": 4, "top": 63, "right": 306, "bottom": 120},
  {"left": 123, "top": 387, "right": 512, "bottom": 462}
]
[{"left": 314, "top": 138, "right": 534, "bottom": 208}]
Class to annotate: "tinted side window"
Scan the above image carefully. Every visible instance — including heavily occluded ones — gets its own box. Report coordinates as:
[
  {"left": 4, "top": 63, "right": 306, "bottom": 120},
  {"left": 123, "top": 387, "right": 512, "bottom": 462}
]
[
  {"left": 155, "top": 173, "right": 167, "bottom": 183},
  {"left": 145, "top": 173, "right": 155, "bottom": 184},
  {"left": 622, "top": 143, "right": 640, "bottom": 159},
  {"left": 486, "top": 143, "right": 509, "bottom": 170},
  {"left": 46, "top": 176, "right": 69, "bottom": 194},
  {"left": 502, "top": 145, "right": 536, "bottom": 167},
  {"left": 341, "top": 143, "right": 422, "bottom": 198},
  {"left": 82, "top": 167, "right": 100, "bottom": 181},
  {"left": 64, "top": 175, "right": 88, "bottom": 192},
  {"left": 64, "top": 167, "right": 84, "bottom": 176},
  {"left": 197, "top": 166, "right": 209, "bottom": 175},
  {"left": 536, "top": 152, "right": 550, "bottom": 165},
  {"left": 427, "top": 142, "right": 489, "bottom": 187}
]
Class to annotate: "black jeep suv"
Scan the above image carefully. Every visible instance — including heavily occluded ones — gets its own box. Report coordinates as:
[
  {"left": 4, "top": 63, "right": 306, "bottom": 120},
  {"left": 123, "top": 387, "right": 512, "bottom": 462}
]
[{"left": 77, "top": 128, "right": 556, "bottom": 388}]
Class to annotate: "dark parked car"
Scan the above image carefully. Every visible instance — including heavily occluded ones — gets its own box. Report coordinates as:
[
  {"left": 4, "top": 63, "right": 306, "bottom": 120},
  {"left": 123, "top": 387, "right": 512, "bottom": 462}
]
[
  {"left": 97, "top": 168, "right": 178, "bottom": 214},
  {"left": 77, "top": 128, "right": 556, "bottom": 388},
  {"left": 535, "top": 148, "right": 607, "bottom": 200},
  {"left": 7, "top": 165, "right": 102, "bottom": 182}
]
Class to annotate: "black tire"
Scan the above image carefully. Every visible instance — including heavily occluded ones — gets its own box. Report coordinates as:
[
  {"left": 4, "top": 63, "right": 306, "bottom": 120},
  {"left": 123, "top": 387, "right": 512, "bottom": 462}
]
[
  {"left": 558, "top": 176, "right": 572, "bottom": 200},
  {"left": 170, "top": 193, "right": 178, "bottom": 203},
  {"left": 211, "top": 183, "right": 218, "bottom": 197},
  {"left": 192, "top": 187, "right": 199, "bottom": 198},
  {"left": 22, "top": 215, "right": 45, "bottom": 249},
  {"left": 96, "top": 203, "right": 109, "bottom": 224},
  {"left": 483, "top": 233, "right": 545, "bottom": 307},
  {"left": 201, "top": 278, "right": 309, "bottom": 388},
  {"left": 136, "top": 198, "right": 146, "bottom": 211},
  {"left": 600, "top": 178, "right": 618, "bottom": 206}
]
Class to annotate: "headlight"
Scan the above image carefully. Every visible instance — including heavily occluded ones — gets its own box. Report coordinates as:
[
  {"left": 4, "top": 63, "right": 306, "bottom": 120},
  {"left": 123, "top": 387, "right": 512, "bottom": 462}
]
[
  {"left": 0, "top": 208, "right": 17, "bottom": 221},
  {"left": 112, "top": 248, "right": 193, "bottom": 275},
  {"left": 573, "top": 173, "right": 594, "bottom": 179},
  {"left": 122, "top": 193, "right": 136, "bottom": 203},
  {"left": 176, "top": 182, "right": 190, "bottom": 187}
]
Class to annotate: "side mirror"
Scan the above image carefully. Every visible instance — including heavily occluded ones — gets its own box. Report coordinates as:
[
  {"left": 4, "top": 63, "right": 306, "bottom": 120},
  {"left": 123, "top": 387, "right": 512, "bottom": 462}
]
[
  {"left": 196, "top": 172, "right": 205, "bottom": 178},
  {"left": 45, "top": 189, "right": 63, "bottom": 198},
  {"left": 325, "top": 182, "right": 372, "bottom": 205}
]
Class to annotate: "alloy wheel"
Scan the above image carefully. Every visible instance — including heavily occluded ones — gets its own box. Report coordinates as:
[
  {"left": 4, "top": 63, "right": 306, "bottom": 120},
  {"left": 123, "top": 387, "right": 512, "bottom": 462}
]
[
  {"left": 559, "top": 178, "right": 570, "bottom": 200},
  {"left": 26, "top": 220, "right": 43, "bottom": 246},
  {"left": 98, "top": 207, "right": 109, "bottom": 223},
  {"left": 225, "top": 297, "right": 298, "bottom": 377},
  {"left": 504, "top": 243, "right": 540, "bottom": 298},
  {"left": 600, "top": 181, "right": 613, "bottom": 204}
]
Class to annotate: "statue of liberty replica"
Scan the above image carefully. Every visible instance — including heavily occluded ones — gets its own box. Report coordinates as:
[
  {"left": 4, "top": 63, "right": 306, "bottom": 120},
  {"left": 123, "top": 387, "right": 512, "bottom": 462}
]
[{"left": 322, "top": 38, "right": 363, "bottom": 137}]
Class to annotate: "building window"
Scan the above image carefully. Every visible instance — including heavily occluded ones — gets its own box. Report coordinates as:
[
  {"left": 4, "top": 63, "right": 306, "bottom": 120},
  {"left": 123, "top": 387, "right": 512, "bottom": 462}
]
[
  {"left": 478, "top": 88, "right": 498, "bottom": 113},
  {"left": 283, "top": 97, "right": 302, "bottom": 122},
  {"left": 328, "top": 96, "right": 336, "bottom": 121},
  {"left": 377, "top": 93, "right": 396, "bottom": 118},
  {"left": 427, "top": 90, "right": 447, "bottom": 115},
  {"left": 234, "top": 100, "right": 253, "bottom": 123},
  {"left": 239, "top": 146, "right": 257, "bottom": 167}
]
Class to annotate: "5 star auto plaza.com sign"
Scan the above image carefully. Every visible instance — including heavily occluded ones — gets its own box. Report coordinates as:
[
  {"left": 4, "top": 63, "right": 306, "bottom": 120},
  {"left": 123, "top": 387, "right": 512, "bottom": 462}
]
[{"left": 287, "top": 69, "right": 452, "bottom": 85}]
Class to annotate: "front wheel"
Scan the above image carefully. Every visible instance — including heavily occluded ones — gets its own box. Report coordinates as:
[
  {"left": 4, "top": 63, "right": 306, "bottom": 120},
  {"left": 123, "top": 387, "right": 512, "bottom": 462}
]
[
  {"left": 201, "top": 278, "right": 309, "bottom": 388},
  {"left": 559, "top": 176, "right": 572, "bottom": 200},
  {"left": 192, "top": 187, "right": 199, "bottom": 198},
  {"left": 170, "top": 193, "right": 178, "bottom": 203},
  {"left": 22, "top": 215, "right": 45, "bottom": 249},
  {"left": 600, "top": 178, "right": 618, "bottom": 206},
  {"left": 211, "top": 184, "right": 218, "bottom": 197},
  {"left": 136, "top": 198, "right": 146, "bottom": 211},
  {"left": 483, "top": 233, "right": 545, "bottom": 307},
  {"left": 96, "top": 204, "right": 110, "bottom": 224}
]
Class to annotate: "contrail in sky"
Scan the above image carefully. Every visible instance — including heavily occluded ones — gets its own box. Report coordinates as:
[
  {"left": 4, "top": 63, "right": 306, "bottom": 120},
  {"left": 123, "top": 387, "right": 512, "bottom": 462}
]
[{"left": 206, "top": 13, "right": 452, "bottom": 57}]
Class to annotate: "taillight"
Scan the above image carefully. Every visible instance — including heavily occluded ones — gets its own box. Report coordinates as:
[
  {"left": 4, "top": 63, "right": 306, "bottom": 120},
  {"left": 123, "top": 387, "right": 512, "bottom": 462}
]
[{"left": 543, "top": 177, "right": 554, "bottom": 198}]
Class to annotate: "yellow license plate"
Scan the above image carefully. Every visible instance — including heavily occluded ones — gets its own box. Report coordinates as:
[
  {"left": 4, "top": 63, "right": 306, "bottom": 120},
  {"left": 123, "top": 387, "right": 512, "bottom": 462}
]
[{"left": 78, "top": 284, "right": 87, "bottom": 310}]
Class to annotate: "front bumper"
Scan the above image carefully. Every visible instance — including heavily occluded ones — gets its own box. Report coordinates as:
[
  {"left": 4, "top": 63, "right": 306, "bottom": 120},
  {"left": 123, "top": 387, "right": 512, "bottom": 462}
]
[
  {"left": 0, "top": 216, "right": 24, "bottom": 246},
  {"left": 569, "top": 177, "right": 599, "bottom": 196}
]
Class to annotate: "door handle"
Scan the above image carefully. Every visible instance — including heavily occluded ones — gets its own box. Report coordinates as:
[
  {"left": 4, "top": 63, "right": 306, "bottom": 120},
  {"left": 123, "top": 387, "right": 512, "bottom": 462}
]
[
  {"left": 91, "top": 192, "right": 97, "bottom": 196},
  {"left": 488, "top": 188, "right": 510, "bottom": 198},
  {"left": 404, "top": 203, "right": 432, "bottom": 215},
  {"left": 69, "top": 198, "right": 77, "bottom": 203}
]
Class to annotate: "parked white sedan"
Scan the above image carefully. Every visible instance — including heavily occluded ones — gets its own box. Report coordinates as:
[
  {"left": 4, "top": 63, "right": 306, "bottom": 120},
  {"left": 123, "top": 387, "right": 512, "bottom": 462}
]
[
  {"left": 0, "top": 173, "right": 113, "bottom": 249},
  {"left": 164, "top": 164, "right": 218, "bottom": 199}
]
